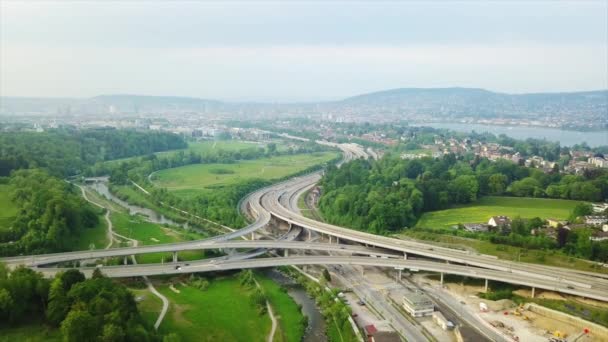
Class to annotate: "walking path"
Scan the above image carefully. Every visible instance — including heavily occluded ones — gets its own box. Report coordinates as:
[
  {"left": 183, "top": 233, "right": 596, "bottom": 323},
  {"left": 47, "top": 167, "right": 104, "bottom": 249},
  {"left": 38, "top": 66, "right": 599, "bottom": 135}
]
[
  {"left": 76, "top": 182, "right": 169, "bottom": 330},
  {"left": 76, "top": 184, "right": 114, "bottom": 249}
]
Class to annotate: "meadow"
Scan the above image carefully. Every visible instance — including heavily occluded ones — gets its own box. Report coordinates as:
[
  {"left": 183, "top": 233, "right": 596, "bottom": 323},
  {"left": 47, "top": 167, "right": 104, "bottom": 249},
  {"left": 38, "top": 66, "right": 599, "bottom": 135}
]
[
  {"left": 415, "top": 196, "right": 581, "bottom": 229},
  {"left": 152, "top": 151, "right": 338, "bottom": 198},
  {"left": 71, "top": 215, "right": 109, "bottom": 251},
  {"left": 0, "top": 184, "right": 17, "bottom": 231},
  {"left": 157, "top": 277, "right": 271, "bottom": 342},
  {"left": 110, "top": 212, "right": 207, "bottom": 264}
]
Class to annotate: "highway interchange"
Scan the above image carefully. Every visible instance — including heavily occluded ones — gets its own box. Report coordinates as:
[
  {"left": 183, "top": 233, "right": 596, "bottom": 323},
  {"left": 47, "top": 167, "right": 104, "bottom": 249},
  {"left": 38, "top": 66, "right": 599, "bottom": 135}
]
[{"left": 2, "top": 140, "right": 608, "bottom": 341}]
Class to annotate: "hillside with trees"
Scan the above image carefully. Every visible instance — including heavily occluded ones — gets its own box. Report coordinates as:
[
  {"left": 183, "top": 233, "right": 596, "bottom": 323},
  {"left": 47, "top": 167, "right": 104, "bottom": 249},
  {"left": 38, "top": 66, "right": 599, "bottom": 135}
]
[
  {"left": 319, "top": 154, "right": 607, "bottom": 233},
  {"left": 0, "top": 128, "right": 187, "bottom": 177},
  {"left": 0, "top": 170, "right": 100, "bottom": 256}
]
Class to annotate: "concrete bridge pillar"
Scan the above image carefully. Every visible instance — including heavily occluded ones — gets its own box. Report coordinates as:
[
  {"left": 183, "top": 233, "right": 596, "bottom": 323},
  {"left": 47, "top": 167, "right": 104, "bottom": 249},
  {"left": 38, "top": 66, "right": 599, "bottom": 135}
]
[
  {"left": 440, "top": 272, "right": 444, "bottom": 285},
  {"left": 403, "top": 253, "right": 407, "bottom": 260},
  {"left": 251, "top": 232, "right": 255, "bottom": 240},
  {"left": 329, "top": 236, "right": 332, "bottom": 244},
  {"left": 484, "top": 279, "right": 489, "bottom": 292},
  {"left": 308, "top": 229, "right": 312, "bottom": 240},
  {"left": 396, "top": 269, "right": 402, "bottom": 281},
  {"left": 124, "top": 256, "right": 128, "bottom": 265},
  {"left": 285, "top": 249, "right": 289, "bottom": 257},
  {"left": 531, "top": 287, "right": 535, "bottom": 298},
  {"left": 172, "top": 252, "right": 178, "bottom": 263},
  {"left": 336, "top": 237, "right": 340, "bottom": 244}
]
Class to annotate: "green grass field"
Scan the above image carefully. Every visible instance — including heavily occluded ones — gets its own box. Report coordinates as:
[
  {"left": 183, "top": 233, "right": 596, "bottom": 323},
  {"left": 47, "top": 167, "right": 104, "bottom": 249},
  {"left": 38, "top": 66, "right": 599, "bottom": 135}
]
[
  {"left": 416, "top": 196, "right": 581, "bottom": 229},
  {"left": 158, "top": 278, "right": 271, "bottom": 342},
  {"left": 0, "top": 321, "right": 60, "bottom": 342},
  {"left": 131, "top": 287, "right": 164, "bottom": 326},
  {"left": 0, "top": 184, "right": 17, "bottom": 231},
  {"left": 153, "top": 152, "right": 338, "bottom": 198},
  {"left": 110, "top": 212, "right": 206, "bottom": 264},
  {"left": 71, "top": 215, "right": 109, "bottom": 251}
]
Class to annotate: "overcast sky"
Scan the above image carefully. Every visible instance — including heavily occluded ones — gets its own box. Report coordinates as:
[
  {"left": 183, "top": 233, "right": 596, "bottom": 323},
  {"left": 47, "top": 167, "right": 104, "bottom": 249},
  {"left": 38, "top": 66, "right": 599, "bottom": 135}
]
[{"left": 1, "top": 1, "right": 607, "bottom": 101}]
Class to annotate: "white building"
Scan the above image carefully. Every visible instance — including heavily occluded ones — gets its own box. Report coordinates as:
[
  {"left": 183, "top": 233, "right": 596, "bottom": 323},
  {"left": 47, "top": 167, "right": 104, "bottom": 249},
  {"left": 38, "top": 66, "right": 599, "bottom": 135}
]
[{"left": 402, "top": 293, "right": 434, "bottom": 317}]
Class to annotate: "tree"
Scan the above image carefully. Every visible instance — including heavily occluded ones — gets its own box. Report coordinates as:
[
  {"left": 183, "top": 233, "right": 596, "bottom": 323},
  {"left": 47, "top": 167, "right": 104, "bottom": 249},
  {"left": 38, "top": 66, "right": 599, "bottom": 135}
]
[
  {"left": 267, "top": 143, "right": 277, "bottom": 154},
  {"left": 61, "top": 309, "right": 98, "bottom": 342},
  {"left": 448, "top": 175, "right": 479, "bottom": 203},
  {"left": 323, "top": 269, "right": 332, "bottom": 282},
  {"left": 488, "top": 174, "right": 508, "bottom": 195},
  {"left": 0, "top": 288, "right": 13, "bottom": 320},
  {"left": 569, "top": 203, "right": 593, "bottom": 222},
  {"left": 100, "top": 324, "right": 125, "bottom": 342},
  {"left": 557, "top": 228, "right": 569, "bottom": 248},
  {"left": 509, "top": 177, "right": 542, "bottom": 197},
  {"left": 47, "top": 277, "right": 70, "bottom": 325}
]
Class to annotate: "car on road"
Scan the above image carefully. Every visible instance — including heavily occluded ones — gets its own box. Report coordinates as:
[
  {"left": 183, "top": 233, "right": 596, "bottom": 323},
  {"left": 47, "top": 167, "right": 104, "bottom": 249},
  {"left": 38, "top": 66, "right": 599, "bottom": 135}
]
[{"left": 357, "top": 300, "right": 366, "bottom": 306}]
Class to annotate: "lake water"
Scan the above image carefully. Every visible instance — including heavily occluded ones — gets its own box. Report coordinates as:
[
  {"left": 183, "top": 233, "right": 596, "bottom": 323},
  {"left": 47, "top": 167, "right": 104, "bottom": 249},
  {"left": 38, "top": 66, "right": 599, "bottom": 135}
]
[{"left": 412, "top": 123, "right": 608, "bottom": 147}]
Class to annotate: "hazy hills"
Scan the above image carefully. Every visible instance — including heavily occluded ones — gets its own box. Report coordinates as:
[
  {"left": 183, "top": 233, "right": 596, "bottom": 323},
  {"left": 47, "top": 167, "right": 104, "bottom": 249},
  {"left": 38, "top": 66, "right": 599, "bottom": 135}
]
[{"left": 1, "top": 88, "right": 606, "bottom": 123}]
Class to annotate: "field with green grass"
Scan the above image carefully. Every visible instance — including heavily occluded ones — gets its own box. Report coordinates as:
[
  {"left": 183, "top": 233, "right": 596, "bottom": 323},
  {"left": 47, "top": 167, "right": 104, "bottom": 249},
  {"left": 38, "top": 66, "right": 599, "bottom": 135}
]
[
  {"left": 110, "top": 212, "right": 207, "bottom": 264},
  {"left": 71, "top": 215, "right": 109, "bottom": 251},
  {"left": 416, "top": 196, "right": 582, "bottom": 229},
  {"left": 153, "top": 152, "right": 338, "bottom": 198},
  {"left": 158, "top": 277, "right": 271, "bottom": 342},
  {"left": 0, "top": 184, "right": 17, "bottom": 231},
  {"left": 131, "top": 287, "right": 164, "bottom": 326},
  {"left": 0, "top": 321, "right": 60, "bottom": 342}
]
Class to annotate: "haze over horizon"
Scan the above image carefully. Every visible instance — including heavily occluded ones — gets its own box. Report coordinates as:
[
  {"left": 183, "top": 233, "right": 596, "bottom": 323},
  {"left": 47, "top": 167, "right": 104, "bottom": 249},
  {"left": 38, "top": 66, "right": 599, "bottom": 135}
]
[{"left": 1, "top": 1, "right": 607, "bottom": 102}]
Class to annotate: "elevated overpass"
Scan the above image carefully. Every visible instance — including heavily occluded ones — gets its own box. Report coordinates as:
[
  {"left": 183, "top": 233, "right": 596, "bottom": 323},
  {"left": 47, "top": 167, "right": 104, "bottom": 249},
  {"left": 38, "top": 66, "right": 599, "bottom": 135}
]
[{"left": 35, "top": 256, "right": 608, "bottom": 302}]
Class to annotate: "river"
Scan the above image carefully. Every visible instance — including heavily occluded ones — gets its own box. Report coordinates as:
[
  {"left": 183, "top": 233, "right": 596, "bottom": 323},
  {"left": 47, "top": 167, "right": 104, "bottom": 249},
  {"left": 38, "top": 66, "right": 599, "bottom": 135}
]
[
  {"left": 86, "top": 179, "right": 186, "bottom": 228},
  {"left": 265, "top": 270, "right": 327, "bottom": 342},
  {"left": 412, "top": 123, "right": 608, "bottom": 147}
]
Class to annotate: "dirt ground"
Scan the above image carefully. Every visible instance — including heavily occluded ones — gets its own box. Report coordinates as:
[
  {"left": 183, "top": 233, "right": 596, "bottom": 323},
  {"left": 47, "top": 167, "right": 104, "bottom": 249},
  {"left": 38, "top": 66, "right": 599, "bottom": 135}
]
[{"left": 414, "top": 273, "right": 604, "bottom": 341}]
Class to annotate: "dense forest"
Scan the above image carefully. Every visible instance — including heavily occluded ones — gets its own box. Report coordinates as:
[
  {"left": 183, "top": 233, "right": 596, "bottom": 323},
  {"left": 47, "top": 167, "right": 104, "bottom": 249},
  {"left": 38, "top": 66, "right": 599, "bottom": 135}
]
[
  {"left": 0, "top": 170, "right": 100, "bottom": 256},
  {"left": 319, "top": 154, "right": 608, "bottom": 232},
  {"left": 0, "top": 265, "right": 158, "bottom": 341},
  {"left": 0, "top": 128, "right": 187, "bottom": 177}
]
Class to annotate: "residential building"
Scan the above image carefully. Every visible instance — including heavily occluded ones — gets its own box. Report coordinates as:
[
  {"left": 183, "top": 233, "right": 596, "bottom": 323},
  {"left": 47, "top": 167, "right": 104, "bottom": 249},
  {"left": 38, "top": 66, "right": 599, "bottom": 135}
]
[
  {"left": 584, "top": 216, "right": 608, "bottom": 226},
  {"left": 589, "top": 156, "right": 608, "bottom": 168},
  {"left": 488, "top": 216, "right": 511, "bottom": 228},
  {"left": 592, "top": 203, "right": 608, "bottom": 213},
  {"left": 463, "top": 223, "right": 489, "bottom": 233},
  {"left": 402, "top": 292, "right": 434, "bottom": 317},
  {"left": 590, "top": 231, "right": 608, "bottom": 242},
  {"left": 547, "top": 218, "right": 568, "bottom": 228}
]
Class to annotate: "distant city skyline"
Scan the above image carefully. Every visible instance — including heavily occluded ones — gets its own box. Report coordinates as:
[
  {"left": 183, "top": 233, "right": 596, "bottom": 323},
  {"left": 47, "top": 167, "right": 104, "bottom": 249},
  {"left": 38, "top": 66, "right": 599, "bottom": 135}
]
[{"left": 1, "top": 1, "right": 606, "bottom": 101}]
